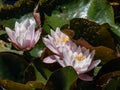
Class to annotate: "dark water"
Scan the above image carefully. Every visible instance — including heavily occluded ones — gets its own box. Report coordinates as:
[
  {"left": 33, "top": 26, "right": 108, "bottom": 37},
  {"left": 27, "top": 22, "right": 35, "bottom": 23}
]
[{"left": 2, "top": 0, "right": 18, "bottom": 5}]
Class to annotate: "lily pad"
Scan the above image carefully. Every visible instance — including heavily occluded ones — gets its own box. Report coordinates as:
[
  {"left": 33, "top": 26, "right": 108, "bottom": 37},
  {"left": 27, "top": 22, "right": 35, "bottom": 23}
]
[
  {"left": 43, "top": 66, "right": 78, "bottom": 90},
  {"left": 69, "top": 18, "right": 115, "bottom": 49},
  {"left": 95, "top": 58, "right": 120, "bottom": 87},
  {"left": 0, "top": 52, "right": 28, "bottom": 82}
]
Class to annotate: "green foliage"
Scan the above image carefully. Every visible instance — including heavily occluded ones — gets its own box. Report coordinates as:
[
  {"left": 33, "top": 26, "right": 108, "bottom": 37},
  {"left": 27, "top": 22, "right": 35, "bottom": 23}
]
[
  {"left": 0, "top": 0, "right": 120, "bottom": 90},
  {"left": 0, "top": 52, "right": 28, "bottom": 82},
  {"left": 43, "top": 66, "right": 78, "bottom": 90},
  {"left": 95, "top": 58, "right": 120, "bottom": 88}
]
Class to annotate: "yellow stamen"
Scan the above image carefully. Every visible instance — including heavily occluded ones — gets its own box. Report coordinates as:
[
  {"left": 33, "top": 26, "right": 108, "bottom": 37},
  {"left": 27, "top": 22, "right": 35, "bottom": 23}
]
[
  {"left": 57, "top": 37, "right": 69, "bottom": 44},
  {"left": 74, "top": 54, "right": 84, "bottom": 62}
]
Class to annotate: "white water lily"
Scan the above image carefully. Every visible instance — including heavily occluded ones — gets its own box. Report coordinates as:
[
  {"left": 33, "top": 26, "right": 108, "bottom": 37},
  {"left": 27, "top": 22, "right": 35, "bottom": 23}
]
[
  {"left": 43, "top": 27, "right": 71, "bottom": 63},
  {"left": 42, "top": 27, "right": 101, "bottom": 81},
  {"left": 5, "top": 18, "right": 41, "bottom": 51},
  {"left": 54, "top": 44, "right": 101, "bottom": 81}
]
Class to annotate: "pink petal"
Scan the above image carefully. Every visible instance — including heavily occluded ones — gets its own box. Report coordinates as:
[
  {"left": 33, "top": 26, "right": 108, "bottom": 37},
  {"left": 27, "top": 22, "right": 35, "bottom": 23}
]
[
  {"left": 62, "top": 47, "right": 73, "bottom": 66},
  {"left": 55, "top": 55, "right": 65, "bottom": 67},
  {"left": 74, "top": 66, "right": 88, "bottom": 74},
  {"left": 56, "top": 27, "right": 61, "bottom": 34},
  {"left": 26, "top": 24, "right": 35, "bottom": 39},
  {"left": 15, "top": 22, "right": 20, "bottom": 31},
  {"left": 34, "top": 29, "right": 41, "bottom": 43},
  {"left": 87, "top": 60, "right": 101, "bottom": 72},
  {"left": 33, "top": 12, "right": 41, "bottom": 27},
  {"left": 42, "top": 38, "right": 60, "bottom": 55},
  {"left": 50, "top": 29, "right": 55, "bottom": 37},
  {"left": 83, "top": 49, "right": 90, "bottom": 57},
  {"left": 26, "top": 24, "right": 35, "bottom": 47},
  {"left": 23, "top": 19, "right": 30, "bottom": 28},
  {"left": 69, "top": 41, "right": 77, "bottom": 52},
  {"left": 78, "top": 74, "right": 93, "bottom": 81},
  {"left": 43, "top": 55, "right": 57, "bottom": 63},
  {"left": 5, "top": 27, "right": 16, "bottom": 43},
  {"left": 18, "top": 40, "right": 31, "bottom": 51}
]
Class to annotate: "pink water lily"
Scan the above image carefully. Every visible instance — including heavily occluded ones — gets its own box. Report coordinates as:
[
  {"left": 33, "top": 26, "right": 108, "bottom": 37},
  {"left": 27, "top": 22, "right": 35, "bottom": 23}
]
[
  {"left": 42, "top": 27, "right": 100, "bottom": 81},
  {"left": 5, "top": 18, "right": 41, "bottom": 51},
  {"left": 46, "top": 42, "right": 101, "bottom": 81},
  {"left": 43, "top": 27, "right": 71, "bottom": 63},
  {"left": 52, "top": 43, "right": 100, "bottom": 81}
]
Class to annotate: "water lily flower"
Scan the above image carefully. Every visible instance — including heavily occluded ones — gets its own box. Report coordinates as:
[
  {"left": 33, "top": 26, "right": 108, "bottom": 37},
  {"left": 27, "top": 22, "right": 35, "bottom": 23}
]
[
  {"left": 43, "top": 27, "right": 71, "bottom": 63},
  {"left": 54, "top": 44, "right": 101, "bottom": 81},
  {"left": 5, "top": 18, "right": 41, "bottom": 51}
]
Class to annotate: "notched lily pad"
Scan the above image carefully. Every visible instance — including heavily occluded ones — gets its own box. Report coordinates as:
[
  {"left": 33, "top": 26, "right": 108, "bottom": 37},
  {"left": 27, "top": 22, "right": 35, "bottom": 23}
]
[{"left": 43, "top": 66, "right": 78, "bottom": 90}]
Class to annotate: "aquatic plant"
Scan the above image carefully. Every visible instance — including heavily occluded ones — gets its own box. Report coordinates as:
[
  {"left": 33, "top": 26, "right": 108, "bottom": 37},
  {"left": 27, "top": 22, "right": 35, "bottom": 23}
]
[{"left": 0, "top": 0, "right": 120, "bottom": 90}]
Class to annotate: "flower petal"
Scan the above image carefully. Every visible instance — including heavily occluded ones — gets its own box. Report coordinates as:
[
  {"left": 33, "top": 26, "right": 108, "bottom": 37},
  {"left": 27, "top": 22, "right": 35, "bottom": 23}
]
[
  {"left": 35, "top": 29, "right": 41, "bottom": 44},
  {"left": 42, "top": 38, "right": 60, "bottom": 55},
  {"left": 78, "top": 74, "right": 93, "bottom": 81},
  {"left": 17, "top": 39, "right": 31, "bottom": 50},
  {"left": 87, "top": 60, "right": 101, "bottom": 72},
  {"left": 43, "top": 55, "right": 57, "bottom": 63},
  {"left": 5, "top": 27, "right": 16, "bottom": 43},
  {"left": 22, "top": 18, "right": 30, "bottom": 28},
  {"left": 55, "top": 55, "right": 65, "bottom": 67},
  {"left": 50, "top": 29, "right": 55, "bottom": 37}
]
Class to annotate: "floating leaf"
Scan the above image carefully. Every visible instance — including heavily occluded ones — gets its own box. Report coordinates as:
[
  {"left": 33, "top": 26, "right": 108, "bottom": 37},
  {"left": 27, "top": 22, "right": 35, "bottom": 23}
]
[
  {"left": 50, "top": 0, "right": 114, "bottom": 25},
  {"left": 73, "top": 79, "right": 101, "bottom": 90},
  {"left": 102, "top": 77, "right": 120, "bottom": 90},
  {"left": 33, "top": 59, "right": 52, "bottom": 84},
  {"left": 0, "top": 80, "right": 44, "bottom": 90},
  {"left": 24, "top": 61, "right": 52, "bottom": 84},
  {"left": 0, "top": 52, "right": 28, "bottom": 82},
  {"left": 69, "top": 18, "right": 115, "bottom": 49},
  {"left": 29, "top": 41, "right": 45, "bottom": 58},
  {"left": 95, "top": 58, "right": 120, "bottom": 87},
  {"left": 94, "top": 46, "right": 116, "bottom": 64},
  {"left": 43, "top": 66, "right": 78, "bottom": 90}
]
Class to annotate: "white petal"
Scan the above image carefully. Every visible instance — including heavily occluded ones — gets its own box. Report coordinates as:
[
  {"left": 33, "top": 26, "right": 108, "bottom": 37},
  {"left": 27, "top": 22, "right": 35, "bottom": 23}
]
[
  {"left": 26, "top": 24, "right": 35, "bottom": 41},
  {"left": 83, "top": 49, "right": 90, "bottom": 57},
  {"left": 5, "top": 27, "right": 16, "bottom": 43},
  {"left": 42, "top": 38, "right": 60, "bottom": 55},
  {"left": 55, "top": 55, "right": 65, "bottom": 67},
  {"left": 50, "top": 29, "right": 55, "bottom": 37},
  {"left": 87, "top": 60, "right": 101, "bottom": 72},
  {"left": 34, "top": 29, "right": 41, "bottom": 44},
  {"left": 22, "top": 18, "right": 30, "bottom": 28},
  {"left": 81, "top": 46, "right": 87, "bottom": 53},
  {"left": 43, "top": 55, "right": 57, "bottom": 63},
  {"left": 56, "top": 27, "right": 61, "bottom": 34},
  {"left": 16, "top": 35, "right": 24, "bottom": 46},
  {"left": 20, "top": 39, "right": 31, "bottom": 50},
  {"left": 15, "top": 21, "right": 20, "bottom": 31}
]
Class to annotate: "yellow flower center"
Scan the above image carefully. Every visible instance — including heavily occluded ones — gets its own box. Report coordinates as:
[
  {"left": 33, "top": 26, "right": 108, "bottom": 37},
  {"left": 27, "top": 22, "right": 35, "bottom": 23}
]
[
  {"left": 57, "top": 37, "right": 69, "bottom": 44},
  {"left": 74, "top": 53, "right": 85, "bottom": 62}
]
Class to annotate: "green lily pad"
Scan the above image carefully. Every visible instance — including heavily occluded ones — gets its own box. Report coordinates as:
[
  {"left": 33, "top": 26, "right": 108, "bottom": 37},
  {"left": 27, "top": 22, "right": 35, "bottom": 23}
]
[
  {"left": 24, "top": 61, "right": 52, "bottom": 84},
  {"left": 95, "top": 58, "right": 120, "bottom": 87},
  {"left": 0, "top": 52, "right": 28, "bottom": 82},
  {"left": 102, "top": 77, "right": 120, "bottom": 90},
  {"left": 0, "top": 80, "right": 44, "bottom": 90},
  {"left": 43, "top": 66, "right": 78, "bottom": 90}
]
